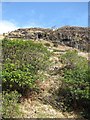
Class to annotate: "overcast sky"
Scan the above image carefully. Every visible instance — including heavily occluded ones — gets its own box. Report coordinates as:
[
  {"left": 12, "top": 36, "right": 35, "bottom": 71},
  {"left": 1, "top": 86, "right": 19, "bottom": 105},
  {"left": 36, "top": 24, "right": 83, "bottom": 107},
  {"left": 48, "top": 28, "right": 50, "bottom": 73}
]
[{"left": 0, "top": 2, "right": 88, "bottom": 34}]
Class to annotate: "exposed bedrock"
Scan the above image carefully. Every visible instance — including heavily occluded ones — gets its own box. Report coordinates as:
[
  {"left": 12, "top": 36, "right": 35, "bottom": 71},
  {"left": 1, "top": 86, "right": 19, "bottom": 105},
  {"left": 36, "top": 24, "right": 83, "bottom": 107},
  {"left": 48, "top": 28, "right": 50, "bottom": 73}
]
[{"left": 4, "top": 26, "right": 90, "bottom": 51}]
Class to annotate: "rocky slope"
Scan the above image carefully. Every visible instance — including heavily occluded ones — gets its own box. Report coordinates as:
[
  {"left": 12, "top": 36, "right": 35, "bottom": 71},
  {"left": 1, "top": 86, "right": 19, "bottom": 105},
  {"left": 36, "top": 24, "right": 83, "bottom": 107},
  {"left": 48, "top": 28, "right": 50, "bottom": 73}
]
[
  {"left": 4, "top": 26, "right": 90, "bottom": 51},
  {"left": 2, "top": 31, "right": 88, "bottom": 119}
]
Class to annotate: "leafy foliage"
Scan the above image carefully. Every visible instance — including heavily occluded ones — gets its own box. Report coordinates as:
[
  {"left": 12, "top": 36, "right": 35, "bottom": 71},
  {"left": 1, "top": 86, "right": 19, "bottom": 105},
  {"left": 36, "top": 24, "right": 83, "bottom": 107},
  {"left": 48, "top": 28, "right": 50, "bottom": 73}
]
[
  {"left": 2, "top": 38, "right": 51, "bottom": 93},
  {"left": 60, "top": 50, "right": 90, "bottom": 118},
  {"left": 61, "top": 50, "right": 89, "bottom": 99},
  {"left": 2, "top": 91, "right": 22, "bottom": 118}
]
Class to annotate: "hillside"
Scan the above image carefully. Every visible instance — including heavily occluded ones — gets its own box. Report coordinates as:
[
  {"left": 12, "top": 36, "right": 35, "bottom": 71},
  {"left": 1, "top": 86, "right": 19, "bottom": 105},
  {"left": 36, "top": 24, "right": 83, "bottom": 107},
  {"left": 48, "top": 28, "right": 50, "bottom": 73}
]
[
  {"left": 1, "top": 26, "right": 89, "bottom": 119},
  {"left": 4, "top": 26, "right": 90, "bottom": 51}
]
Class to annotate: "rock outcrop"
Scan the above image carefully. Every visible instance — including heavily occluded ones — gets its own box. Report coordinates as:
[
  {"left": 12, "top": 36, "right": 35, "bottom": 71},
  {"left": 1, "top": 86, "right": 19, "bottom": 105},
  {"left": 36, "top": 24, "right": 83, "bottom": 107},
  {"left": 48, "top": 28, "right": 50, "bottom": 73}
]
[
  {"left": 53, "top": 26, "right": 89, "bottom": 51},
  {"left": 4, "top": 26, "right": 90, "bottom": 51}
]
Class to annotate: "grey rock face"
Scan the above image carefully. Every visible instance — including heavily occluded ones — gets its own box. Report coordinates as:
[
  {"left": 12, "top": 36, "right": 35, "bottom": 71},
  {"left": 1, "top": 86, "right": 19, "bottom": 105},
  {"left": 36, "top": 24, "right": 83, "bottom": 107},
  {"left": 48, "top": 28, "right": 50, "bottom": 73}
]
[{"left": 4, "top": 26, "right": 90, "bottom": 51}]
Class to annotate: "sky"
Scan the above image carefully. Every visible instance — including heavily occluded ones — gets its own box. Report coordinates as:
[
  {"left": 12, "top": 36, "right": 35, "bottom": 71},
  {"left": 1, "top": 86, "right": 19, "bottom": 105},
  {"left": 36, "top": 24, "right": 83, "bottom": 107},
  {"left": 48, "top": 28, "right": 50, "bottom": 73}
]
[
  {"left": 1, "top": 0, "right": 89, "bottom": 2},
  {"left": 0, "top": 2, "right": 88, "bottom": 34}
]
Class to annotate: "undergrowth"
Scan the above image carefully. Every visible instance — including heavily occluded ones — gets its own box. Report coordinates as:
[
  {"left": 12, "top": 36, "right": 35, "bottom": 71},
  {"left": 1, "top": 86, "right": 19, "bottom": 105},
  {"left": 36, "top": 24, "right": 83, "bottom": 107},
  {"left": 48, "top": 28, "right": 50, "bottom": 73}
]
[
  {"left": 59, "top": 50, "right": 90, "bottom": 119},
  {"left": 2, "top": 38, "right": 51, "bottom": 118}
]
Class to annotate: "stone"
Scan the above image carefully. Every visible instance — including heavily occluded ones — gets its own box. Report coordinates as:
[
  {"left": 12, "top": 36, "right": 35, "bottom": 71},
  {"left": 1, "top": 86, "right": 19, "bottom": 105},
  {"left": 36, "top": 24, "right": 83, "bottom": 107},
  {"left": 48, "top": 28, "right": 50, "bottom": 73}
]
[{"left": 4, "top": 26, "right": 90, "bottom": 51}]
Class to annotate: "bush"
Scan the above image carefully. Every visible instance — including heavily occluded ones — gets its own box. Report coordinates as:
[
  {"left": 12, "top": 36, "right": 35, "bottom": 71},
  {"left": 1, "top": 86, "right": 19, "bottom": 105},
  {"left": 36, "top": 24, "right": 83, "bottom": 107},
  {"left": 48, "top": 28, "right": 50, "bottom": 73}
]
[
  {"left": 2, "top": 91, "right": 22, "bottom": 118},
  {"left": 60, "top": 50, "right": 90, "bottom": 118},
  {"left": 2, "top": 39, "right": 51, "bottom": 93}
]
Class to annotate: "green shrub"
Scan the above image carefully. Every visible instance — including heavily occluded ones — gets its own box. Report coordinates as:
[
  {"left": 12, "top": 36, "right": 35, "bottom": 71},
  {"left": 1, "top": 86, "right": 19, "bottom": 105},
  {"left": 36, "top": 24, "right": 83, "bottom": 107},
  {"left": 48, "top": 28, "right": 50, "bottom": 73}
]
[
  {"left": 2, "top": 91, "right": 22, "bottom": 118},
  {"left": 60, "top": 50, "right": 89, "bottom": 118},
  {"left": 2, "top": 39, "right": 51, "bottom": 93},
  {"left": 60, "top": 50, "right": 89, "bottom": 99}
]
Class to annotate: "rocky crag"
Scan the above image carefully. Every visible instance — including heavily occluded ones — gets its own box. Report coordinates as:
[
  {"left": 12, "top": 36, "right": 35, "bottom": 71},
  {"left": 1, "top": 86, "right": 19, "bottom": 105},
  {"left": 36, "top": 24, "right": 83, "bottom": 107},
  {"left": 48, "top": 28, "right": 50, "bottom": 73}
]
[{"left": 4, "top": 26, "right": 90, "bottom": 51}]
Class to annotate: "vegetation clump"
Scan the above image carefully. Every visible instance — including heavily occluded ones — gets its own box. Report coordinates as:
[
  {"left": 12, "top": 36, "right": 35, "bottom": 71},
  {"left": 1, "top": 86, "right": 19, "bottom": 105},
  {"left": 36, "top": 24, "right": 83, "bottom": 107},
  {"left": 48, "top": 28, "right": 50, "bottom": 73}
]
[
  {"left": 2, "top": 91, "right": 22, "bottom": 118},
  {"left": 2, "top": 38, "right": 51, "bottom": 118},
  {"left": 2, "top": 38, "right": 51, "bottom": 93},
  {"left": 59, "top": 50, "right": 90, "bottom": 118}
]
